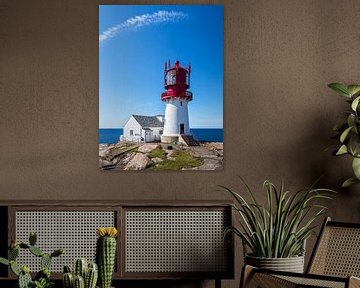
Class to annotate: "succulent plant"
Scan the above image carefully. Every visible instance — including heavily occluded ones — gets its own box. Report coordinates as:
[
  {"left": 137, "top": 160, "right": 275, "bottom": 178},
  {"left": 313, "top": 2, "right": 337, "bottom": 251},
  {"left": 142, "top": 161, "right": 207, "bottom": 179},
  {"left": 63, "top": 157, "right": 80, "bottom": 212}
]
[
  {"left": 0, "top": 232, "right": 63, "bottom": 288},
  {"left": 62, "top": 259, "right": 98, "bottom": 288},
  {"left": 96, "top": 227, "right": 118, "bottom": 288}
]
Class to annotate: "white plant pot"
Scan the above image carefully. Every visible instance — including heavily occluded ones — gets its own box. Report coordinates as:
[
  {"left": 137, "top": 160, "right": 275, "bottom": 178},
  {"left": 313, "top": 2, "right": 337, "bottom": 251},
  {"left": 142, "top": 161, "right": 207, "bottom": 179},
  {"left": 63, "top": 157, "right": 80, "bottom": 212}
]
[{"left": 245, "top": 254, "right": 305, "bottom": 273}]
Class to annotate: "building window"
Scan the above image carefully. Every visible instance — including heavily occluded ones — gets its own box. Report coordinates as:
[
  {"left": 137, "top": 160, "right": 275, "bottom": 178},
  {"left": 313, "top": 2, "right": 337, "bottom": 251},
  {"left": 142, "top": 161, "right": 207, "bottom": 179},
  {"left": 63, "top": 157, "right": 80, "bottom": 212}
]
[
  {"left": 159, "top": 130, "right": 163, "bottom": 135},
  {"left": 130, "top": 129, "right": 133, "bottom": 136}
]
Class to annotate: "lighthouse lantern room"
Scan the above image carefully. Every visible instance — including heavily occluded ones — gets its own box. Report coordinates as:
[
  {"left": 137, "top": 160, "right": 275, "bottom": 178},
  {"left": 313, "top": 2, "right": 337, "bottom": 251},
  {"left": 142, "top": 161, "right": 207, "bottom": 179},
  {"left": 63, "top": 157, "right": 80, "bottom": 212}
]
[{"left": 161, "top": 60, "right": 193, "bottom": 144}]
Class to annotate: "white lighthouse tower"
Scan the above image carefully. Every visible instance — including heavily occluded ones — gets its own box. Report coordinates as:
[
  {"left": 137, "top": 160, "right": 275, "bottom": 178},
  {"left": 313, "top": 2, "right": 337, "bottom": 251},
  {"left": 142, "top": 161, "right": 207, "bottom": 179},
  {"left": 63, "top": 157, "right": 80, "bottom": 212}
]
[{"left": 161, "top": 60, "right": 194, "bottom": 144}]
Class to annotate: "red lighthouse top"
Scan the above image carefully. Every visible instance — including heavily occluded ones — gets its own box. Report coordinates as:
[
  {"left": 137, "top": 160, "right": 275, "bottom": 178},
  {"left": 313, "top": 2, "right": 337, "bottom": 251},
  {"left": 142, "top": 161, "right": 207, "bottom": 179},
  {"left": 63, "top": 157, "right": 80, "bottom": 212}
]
[{"left": 161, "top": 60, "right": 193, "bottom": 101}]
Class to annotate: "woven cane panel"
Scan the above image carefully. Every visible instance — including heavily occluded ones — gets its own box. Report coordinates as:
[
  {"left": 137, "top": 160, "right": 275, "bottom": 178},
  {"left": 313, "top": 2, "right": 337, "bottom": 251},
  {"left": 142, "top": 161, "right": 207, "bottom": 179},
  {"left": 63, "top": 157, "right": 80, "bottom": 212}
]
[
  {"left": 277, "top": 275, "right": 345, "bottom": 288},
  {"left": 15, "top": 211, "right": 115, "bottom": 272},
  {"left": 310, "top": 226, "right": 360, "bottom": 277},
  {"left": 125, "top": 210, "right": 227, "bottom": 273}
]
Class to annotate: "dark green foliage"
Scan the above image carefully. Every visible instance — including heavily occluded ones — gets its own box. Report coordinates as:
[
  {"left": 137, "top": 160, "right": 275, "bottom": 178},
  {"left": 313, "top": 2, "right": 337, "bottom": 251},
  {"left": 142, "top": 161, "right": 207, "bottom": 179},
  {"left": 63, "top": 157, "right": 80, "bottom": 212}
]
[
  {"left": 50, "top": 248, "right": 63, "bottom": 258},
  {"left": 328, "top": 82, "right": 360, "bottom": 187},
  {"left": 19, "top": 243, "right": 30, "bottom": 249},
  {"left": 9, "top": 247, "right": 19, "bottom": 260},
  {"left": 29, "top": 233, "right": 37, "bottom": 246},
  {"left": 35, "top": 268, "right": 50, "bottom": 281},
  {"left": 96, "top": 236, "right": 116, "bottom": 288}
]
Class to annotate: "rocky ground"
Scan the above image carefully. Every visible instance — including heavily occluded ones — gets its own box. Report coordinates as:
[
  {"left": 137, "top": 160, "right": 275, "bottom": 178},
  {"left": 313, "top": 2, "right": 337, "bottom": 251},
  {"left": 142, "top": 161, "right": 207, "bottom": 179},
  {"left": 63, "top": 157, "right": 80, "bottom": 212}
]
[{"left": 99, "top": 142, "right": 223, "bottom": 171}]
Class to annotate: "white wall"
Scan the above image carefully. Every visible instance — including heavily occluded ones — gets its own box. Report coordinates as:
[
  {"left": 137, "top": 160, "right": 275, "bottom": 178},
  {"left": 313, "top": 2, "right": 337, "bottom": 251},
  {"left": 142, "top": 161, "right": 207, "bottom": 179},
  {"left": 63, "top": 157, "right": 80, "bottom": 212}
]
[{"left": 123, "top": 116, "right": 142, "bottom": 141}]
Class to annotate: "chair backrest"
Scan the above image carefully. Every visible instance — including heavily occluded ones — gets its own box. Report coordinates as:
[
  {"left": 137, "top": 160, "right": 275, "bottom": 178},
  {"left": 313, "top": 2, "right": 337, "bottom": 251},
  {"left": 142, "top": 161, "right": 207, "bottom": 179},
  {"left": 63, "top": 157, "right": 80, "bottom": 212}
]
[{"left": 307, "top": 217, "right": 360, "bottom": 277}]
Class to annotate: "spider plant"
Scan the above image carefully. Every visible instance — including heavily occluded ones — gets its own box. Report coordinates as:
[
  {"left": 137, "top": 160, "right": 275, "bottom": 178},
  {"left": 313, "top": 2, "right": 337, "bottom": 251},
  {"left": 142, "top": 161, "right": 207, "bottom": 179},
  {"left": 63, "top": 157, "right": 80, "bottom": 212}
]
[{"left": 221, "top": 179, "right": 335, "bottom": 258}]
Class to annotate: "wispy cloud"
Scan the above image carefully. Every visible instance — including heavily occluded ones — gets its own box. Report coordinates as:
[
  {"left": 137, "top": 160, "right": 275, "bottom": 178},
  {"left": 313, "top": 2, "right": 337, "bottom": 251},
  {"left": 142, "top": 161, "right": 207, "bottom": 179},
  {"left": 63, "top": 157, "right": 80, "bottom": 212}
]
[{"left": 99, "top": 10, "right": 188, "bottom": 44}]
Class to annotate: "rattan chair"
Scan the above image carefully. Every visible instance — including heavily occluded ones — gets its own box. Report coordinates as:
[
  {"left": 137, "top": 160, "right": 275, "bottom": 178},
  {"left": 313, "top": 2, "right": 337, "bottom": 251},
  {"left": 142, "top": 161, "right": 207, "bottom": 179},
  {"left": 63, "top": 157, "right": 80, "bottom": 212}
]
[{"left": 241, "top": 217, "right": 360, "bottom": 288}]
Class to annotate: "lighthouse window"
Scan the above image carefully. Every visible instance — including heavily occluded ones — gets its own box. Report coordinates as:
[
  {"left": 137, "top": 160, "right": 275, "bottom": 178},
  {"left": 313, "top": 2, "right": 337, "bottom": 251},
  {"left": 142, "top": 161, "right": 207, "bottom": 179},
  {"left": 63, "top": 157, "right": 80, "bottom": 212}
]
[
  {"left": 180, "top": 101, "right": 183, "bottom": 106},
  {"left": 159, "top": 130, "right": 163, "bottom": 135}
]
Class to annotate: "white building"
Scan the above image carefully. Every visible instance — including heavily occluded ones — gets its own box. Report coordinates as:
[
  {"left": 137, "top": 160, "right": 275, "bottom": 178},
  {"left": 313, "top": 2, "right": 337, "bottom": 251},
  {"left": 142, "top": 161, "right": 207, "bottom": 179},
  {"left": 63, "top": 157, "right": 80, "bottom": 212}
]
[{"left": 120, "top": 114, "right": 164, "bottom": 143}]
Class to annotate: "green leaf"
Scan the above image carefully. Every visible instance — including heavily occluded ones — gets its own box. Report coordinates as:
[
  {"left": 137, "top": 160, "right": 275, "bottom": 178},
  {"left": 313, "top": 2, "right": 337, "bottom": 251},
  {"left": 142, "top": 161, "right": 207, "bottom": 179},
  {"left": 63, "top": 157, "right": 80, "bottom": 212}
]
[
  {"left": 333, "top": 122, "right": 348, "bottom": 132},
  {"left": 342, "top": 177, "right": 360, "bottom": 188},
  {"left": 347, "top": 114, "right": 356, "bottom": 128},
  {"left": 352, "top": 157, "right": 360, "bottom": 179},
  {"left": 347, "top": 85, "right": 360, "bottom": 97},
  {"left": 340, "top": 126, "right": 353, "bottom": 143},
  {"left": 0, "top": 257, "right": 9, "bottom": 266},
  {"left": 336, "top": 145, "right": 348, "bottom": 155},
  {"left": 328, "top": 83, "right": 351, "bottom": 97},
  {"left": 352, "top": 96, "right": 360, "bottom": 111}
]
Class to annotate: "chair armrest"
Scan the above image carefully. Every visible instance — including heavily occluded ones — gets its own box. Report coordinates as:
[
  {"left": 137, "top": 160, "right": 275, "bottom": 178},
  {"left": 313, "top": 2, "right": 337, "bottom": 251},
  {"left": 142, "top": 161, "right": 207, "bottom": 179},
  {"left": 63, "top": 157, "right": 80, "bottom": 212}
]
[
  {"left": 349, "top": 276, "right": 360, "bottom": 288},
  {"left": 240, "top": 265, "right": 296, "bottom": 288},
  {"left": 240, "top": 265, "right": 349, "bottom": 288}
]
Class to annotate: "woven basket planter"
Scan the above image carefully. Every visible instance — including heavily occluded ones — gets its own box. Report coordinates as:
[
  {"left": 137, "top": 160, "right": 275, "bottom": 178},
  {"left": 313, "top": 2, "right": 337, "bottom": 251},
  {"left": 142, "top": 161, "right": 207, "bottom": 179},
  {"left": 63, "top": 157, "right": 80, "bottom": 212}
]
[{"left": 245, "top": 254, "right": 305, "bottom": 273}]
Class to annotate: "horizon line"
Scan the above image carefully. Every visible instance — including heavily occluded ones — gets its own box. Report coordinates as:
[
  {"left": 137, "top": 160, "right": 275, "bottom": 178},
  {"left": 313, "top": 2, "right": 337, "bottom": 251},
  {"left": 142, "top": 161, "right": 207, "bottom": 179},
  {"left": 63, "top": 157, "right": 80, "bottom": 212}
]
[{"left": 99, "top": 127, "right": 224, "bottom": 129}]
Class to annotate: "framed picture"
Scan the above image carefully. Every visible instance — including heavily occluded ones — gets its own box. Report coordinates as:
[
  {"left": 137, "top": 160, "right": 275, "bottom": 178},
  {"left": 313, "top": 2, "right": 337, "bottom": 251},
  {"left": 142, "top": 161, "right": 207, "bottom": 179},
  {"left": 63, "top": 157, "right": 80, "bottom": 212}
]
[{"left": 99, "top": 5, "right": 223, "bottom": 171}]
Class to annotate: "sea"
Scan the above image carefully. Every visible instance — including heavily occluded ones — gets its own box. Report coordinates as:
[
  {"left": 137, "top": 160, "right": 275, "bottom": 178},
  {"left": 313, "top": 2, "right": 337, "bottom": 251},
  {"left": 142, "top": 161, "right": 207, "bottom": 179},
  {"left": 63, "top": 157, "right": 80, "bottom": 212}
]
[{"left": 99, "top": 128, "right": 223, "bottom": 144}]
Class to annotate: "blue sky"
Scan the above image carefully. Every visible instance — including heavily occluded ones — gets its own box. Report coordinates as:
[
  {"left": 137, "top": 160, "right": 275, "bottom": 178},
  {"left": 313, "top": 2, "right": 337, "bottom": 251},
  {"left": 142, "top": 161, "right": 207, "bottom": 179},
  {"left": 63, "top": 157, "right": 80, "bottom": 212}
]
[{"left": 99, "top": 5, "right": 223, "bottom": 129}]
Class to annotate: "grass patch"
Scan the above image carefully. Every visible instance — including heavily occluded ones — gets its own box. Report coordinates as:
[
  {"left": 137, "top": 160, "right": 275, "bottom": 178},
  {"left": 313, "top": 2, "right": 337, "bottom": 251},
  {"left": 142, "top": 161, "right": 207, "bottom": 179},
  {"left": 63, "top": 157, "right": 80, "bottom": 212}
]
[
  {"left": 151, "top": 150, "right": 203, "bottom": 170},
  {"left": 148, "top": 148, "right": 167, "bottom": 159}
]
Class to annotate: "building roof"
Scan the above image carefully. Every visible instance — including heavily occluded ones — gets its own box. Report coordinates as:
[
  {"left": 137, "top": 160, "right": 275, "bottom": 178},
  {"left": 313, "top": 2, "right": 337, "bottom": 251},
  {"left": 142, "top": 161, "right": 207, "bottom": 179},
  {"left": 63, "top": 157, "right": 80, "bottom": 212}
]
[{"left": 132, "top": 115, "right": 164, "bottom": 128}]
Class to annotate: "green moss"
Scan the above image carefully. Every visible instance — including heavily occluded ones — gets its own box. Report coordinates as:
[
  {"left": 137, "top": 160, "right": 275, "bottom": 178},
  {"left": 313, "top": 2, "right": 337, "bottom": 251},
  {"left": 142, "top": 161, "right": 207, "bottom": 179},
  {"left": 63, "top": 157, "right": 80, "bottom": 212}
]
[
  {"left": 148, "top": 148, "right": 167, "bottom": 159},
  {"left": 151, "top": 150, "right": 203, "bottom": 170}
]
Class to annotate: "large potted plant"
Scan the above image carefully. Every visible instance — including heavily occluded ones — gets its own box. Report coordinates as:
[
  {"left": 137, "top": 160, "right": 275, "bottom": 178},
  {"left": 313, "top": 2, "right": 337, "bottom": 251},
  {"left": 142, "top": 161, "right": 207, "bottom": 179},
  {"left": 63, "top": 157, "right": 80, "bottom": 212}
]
[
  {"left": 328, "top": 83, "right": 360, "bottom": 187},
  {"left": 221, "top": 179, "right": 334, "bottom": 273}
]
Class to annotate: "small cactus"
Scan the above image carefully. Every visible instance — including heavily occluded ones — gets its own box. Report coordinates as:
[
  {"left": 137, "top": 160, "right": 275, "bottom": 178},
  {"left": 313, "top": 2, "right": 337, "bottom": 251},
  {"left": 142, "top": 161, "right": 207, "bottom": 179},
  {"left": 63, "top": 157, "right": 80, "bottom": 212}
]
[
  {"left": 63, "top": 259, "right": 98, "bottom": 288},
  {"left": 96, "top": 227, "right": 118, "bottom": 288},
  {"left": 63, "top": 272, "right": 74, "bottom": 288},
  {"left": 85, "top": 263, "right": 98, "bottom": 288},
  {"left": 74, "top": 258, "right": 88, "bottom": 279},
  {"left": 74, "top": 275, "right": 85, "bottom": 288}
]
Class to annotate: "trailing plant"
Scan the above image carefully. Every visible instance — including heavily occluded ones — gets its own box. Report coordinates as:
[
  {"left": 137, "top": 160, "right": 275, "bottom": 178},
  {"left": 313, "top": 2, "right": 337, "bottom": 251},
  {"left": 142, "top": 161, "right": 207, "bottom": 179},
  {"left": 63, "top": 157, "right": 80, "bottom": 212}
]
[
  {"left": 62, "top": 258, "right": 98, "bottom": 288},
  {"left": 328, "top": 83, "right": 360, "bottom": 187},
  {"left": 220, "top": 179, "right": 335, "bottom": 258},
  {"left": 96, "top": 227, "right": 118, "bottom": 288},
  {"left": 0, "top": 232, "right": 63, "bottom": 288}
]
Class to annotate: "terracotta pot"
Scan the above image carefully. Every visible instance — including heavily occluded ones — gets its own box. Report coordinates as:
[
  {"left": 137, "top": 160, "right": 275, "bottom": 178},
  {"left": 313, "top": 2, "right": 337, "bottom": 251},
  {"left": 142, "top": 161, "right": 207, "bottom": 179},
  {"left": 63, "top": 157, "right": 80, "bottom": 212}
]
[{"left": 245, "top": 254, "right": 305, "bottom": 273}]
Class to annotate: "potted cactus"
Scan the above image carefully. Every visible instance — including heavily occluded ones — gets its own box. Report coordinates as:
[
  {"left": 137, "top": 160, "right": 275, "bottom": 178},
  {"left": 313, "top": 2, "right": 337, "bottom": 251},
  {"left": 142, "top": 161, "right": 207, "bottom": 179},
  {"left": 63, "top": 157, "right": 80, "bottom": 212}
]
[
  {"left": 62, "top": 258, "right": 98, "bottom": 288},
  {"left": 96, "top": 227, "right": 118, "bottom": 288},
  {"left": 0, "top": 232, "right": 63, "bottom": 288}
]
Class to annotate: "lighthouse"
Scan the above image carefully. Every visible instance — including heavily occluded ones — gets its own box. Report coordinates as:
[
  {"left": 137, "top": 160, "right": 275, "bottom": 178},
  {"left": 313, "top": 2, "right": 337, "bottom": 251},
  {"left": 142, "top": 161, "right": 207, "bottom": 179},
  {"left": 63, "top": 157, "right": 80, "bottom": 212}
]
[{"left": 161, "top": 60, "right": 193, "bottom": 144}]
